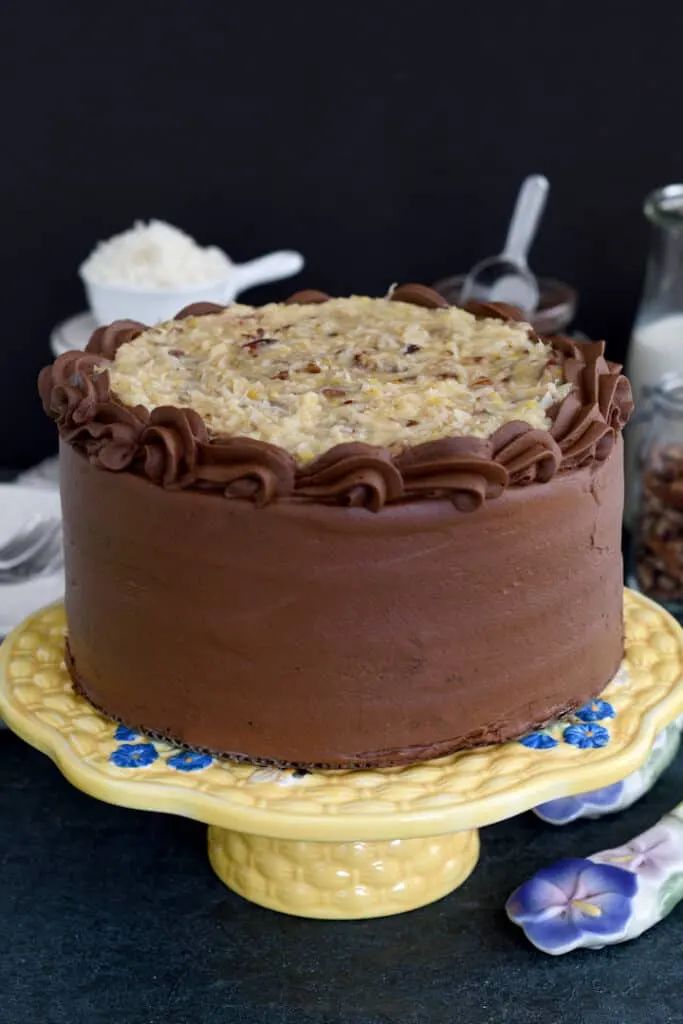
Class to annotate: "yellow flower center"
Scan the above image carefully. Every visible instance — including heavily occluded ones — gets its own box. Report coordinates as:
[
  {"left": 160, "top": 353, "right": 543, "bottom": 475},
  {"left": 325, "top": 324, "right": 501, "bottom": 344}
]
[{"left": 570, "top": 899, "right": 601, "bottom": 917}]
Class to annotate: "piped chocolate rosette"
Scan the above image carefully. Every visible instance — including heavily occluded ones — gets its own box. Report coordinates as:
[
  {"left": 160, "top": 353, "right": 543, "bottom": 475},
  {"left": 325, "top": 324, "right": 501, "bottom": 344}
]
[{"left": 39, "top": 285, "right": 633, "bottom": 513}]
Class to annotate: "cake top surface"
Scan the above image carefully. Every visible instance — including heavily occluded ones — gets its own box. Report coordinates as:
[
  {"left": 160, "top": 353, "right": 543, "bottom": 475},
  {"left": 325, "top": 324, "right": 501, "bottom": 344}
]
[{"left": 106, "top": 295, "right": 571, "bottom": 461}]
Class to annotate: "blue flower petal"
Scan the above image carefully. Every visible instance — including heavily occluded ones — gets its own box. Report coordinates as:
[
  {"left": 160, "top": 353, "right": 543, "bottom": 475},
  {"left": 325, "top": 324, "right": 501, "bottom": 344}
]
[
  {"left": 167, "top": 751, "right": 213, "bottom": 772},
  {"left": 575, "top": 891, "right": 635, "bottom": 936},
  {"left": 575, "top": 861, "right": 638, "bottom": 901},
  {"left": 581, "top": 781, "right": 624, "bottom": 808},
  {"left": 536, "top": 858, "right": 595, "bottom": 899},
  {"left": 516, "top": 908, "right": 584, "bottom": 954},
  {"left": 114, "top": 725, "right": 140, "bottom": 742},
  {"left": 520, "top": 732, "right": 559, "bottom": 750},
  {"left": 507, "top": 858, "right": 637, "bottom": 952},
  {"left": 537, "top": 781, "right": 625, "bottom": 823},
  {"left": 109, "top": 743, "right": 158, "bottom": 768},
  {"left": 534, "top": 795, "right": 583, "bottom": 824},
  {"left": 507, "top": 877, "right": 567, "bottom": 919},
  {"left": 563, "top": 723, "right": 611, "bottom": 749},
  {"left": 575, "top": 699, "right": 615, "bottom": 723},
  {"left": 510, "top": 859, "right": 590, "bottom": 915}
]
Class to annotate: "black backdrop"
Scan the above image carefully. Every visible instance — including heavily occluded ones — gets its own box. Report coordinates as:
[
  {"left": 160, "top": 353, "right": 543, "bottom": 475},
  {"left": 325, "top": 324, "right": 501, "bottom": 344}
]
[{"left": 3, "top": 0, "right": 683, "bottom": 469}]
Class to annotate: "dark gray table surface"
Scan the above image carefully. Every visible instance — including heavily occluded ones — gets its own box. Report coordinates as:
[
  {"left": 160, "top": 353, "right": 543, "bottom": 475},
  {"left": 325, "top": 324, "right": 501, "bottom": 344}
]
[{"left": 1, "top": 725, "right": 682, "bottom": 1024}]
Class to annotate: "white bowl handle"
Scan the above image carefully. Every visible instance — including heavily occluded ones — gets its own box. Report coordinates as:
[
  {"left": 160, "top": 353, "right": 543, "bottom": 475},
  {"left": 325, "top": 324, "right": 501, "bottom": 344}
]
[{"left": 229, "top": 250, "right": 305, "bottom": 297}]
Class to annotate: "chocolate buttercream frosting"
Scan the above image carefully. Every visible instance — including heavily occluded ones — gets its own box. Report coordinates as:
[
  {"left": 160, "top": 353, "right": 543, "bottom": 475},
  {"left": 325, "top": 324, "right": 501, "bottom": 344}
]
[{"left": 40, "top": 286, "right": 632, "bottom": 768}]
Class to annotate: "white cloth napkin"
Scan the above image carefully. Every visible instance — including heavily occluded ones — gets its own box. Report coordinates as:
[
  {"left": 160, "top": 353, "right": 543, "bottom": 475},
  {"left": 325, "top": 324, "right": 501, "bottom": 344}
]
[
  {"left": 0, "top": 475, "right": 63, "bottom": 725},
  {"left": 16, "top": 455, "right": 60, "bottom": 490}
]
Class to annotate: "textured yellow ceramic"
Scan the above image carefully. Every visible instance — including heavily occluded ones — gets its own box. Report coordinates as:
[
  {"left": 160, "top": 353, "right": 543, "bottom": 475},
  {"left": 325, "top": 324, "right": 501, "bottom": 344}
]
[{"left": 1, "top": 590, "right": 682, "bottom": 919}]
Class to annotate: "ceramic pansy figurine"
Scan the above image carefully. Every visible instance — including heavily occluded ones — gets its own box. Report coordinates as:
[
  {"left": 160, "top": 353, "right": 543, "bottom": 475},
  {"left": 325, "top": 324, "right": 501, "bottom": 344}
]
[{"left": 507, "top": 812, "right": 683, "bottom": 954}]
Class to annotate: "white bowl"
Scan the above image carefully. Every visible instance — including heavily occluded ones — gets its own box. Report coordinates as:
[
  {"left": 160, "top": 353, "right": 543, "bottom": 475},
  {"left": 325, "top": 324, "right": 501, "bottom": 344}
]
[{"left": 80, "top": 249, "right": 305, "bottom": 326}]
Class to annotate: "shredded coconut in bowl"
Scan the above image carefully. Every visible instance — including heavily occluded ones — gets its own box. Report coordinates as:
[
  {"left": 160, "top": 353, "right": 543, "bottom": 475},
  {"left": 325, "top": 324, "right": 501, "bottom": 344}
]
[{"left": 80, "top": 220, "right": 232, "bottom": 289}]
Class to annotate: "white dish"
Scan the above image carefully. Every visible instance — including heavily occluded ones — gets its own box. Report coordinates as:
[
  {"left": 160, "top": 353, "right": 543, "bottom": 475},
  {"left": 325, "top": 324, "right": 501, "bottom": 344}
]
[
  {"left": 50, "top": 244, "right": 304, "bottom": 357},
  {"left": 0, "top": 485, "right": 64, "bottom": 638},
  {"left": 81, "top": 249, "right": 304, "bottom": 326},
  {"left": 50, "top": 312, "right": 97, "bottom": 357}
]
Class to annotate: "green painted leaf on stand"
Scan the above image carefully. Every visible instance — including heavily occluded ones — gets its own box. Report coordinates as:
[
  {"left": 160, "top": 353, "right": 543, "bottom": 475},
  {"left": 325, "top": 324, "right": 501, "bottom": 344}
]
[{"left": 658, "top": 872, "right": 683, "bottom": 919}]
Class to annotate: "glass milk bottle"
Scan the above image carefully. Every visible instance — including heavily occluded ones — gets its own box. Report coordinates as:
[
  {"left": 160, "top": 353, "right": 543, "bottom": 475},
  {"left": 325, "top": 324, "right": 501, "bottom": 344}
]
[
  {"left": 629, "top": 374, "right": 683, "bottom": 616},
  {"left": 626, "top": 184, "right": 683, "bottom": 525}
]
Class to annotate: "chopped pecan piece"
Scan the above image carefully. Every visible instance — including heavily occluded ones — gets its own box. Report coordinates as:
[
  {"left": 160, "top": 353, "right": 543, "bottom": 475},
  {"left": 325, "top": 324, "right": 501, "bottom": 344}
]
[{"left": 242, "top": 335, "right": 278, "bottom": 354}]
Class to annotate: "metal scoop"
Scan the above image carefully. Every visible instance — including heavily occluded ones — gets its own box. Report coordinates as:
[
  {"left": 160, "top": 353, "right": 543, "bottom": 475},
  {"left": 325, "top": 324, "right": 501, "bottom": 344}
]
[{"left": 459, "top": 174, "right": 549, "bottom": 314}]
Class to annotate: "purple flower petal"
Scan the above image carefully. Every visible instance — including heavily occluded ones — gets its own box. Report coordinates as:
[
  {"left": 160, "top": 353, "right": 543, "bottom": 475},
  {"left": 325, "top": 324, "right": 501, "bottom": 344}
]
[
  {"left": 596, "top": 821, "right": 683, "bottom": 882},
  {"left": 514, "top": 908, "right": 584, "bottom": 953},
  {"left": 507, "top": 876, "right": 570, "bottom": 919},
  {"left": 534, "top": 795, "right": 583, "bottom": 824},
  {"left": 574, "top": 862, "right": 638, "bottom": 902},
  {"left": 538, "top": 858, "right": 595, "bottom": 900},
  {"left": 507, "top": 857, "right": 637, "bottom": 952},
  {"left": 512, "top": 858, "right": 593, "bottom": 912},
  {"left": 581, "top": 782, "right": 624, "bottom": 808},
  {"left": 572, "top": 891, "right": 635, "bottom": 936}
]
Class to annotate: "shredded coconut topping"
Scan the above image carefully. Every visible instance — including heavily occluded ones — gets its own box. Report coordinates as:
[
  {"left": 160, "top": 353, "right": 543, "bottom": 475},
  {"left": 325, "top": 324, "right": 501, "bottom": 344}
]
[
  {"left": 107, "top": 297, "right": 572, "bottom": 462},
  {"left": 80, "top": 220, "right": 231, "bottom": 288}
]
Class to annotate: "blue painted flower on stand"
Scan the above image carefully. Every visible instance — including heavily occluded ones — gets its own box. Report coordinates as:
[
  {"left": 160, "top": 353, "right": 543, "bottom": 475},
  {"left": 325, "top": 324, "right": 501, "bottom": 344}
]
[
  {"left": 520, "top": 731, "right": 558, "bottom": 750},
  {"left": 563, "top": 723, "right": 610, "bottom": 749},
  {"left": 506, "top": 857, "right": 638, "bottom": 954},
  {"left": 109, "top": 743, "right": 159, "bottom": 768},
  {"left": 534, "top": 781, "right": 625, "bottom": 825},
  {"left": 167, "top": 750, "right": 214, "bottom": 772},
  {"left": 575, "top": 699, "right": 615, "bottom": 723},
  {"left": 114, "top": 725, "right": 140, "bottom": 742}
]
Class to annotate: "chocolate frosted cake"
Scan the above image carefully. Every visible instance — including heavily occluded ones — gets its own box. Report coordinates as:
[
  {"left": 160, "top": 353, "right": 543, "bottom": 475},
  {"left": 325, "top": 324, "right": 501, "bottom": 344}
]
[{"left": 39, "top": 285, "right": 633, "bottom": 768}]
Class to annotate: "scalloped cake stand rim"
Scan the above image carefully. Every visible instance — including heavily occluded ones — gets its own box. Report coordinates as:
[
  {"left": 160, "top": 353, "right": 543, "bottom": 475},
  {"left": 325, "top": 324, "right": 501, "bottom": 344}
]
[{"left": 1, "top": 589, "right": 681, "bottom": 844}]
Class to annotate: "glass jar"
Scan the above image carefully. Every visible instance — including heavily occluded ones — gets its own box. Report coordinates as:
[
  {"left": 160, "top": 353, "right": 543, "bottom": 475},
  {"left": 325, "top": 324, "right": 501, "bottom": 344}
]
[
  {"left": 626, "top": 185, "right": 683, "bottom": 527},
  {"left": 627, "top": 184, "right": 683, "bottom": 404},
  {"left": 629, "top": 374, "right": 683, "bottom": 615}
]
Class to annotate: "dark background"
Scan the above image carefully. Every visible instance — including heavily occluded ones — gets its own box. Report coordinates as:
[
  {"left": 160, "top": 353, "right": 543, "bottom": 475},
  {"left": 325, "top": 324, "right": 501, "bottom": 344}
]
[{"left": 2, "top": 0, "right": 683, "bottom": 471}]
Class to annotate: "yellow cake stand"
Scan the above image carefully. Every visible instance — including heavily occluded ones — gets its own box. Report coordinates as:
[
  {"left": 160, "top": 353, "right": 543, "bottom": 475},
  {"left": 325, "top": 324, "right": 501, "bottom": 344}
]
[{"left": 1, "top": 590, "right": 682, "bottom": 920}]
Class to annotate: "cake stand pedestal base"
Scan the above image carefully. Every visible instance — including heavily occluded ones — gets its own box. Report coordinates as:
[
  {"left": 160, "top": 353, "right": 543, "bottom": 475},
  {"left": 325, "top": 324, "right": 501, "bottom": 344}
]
[
  {"left": 207, "top": 828, "right": 480, "bottom": 919},
  {"left": 2, "top": 591, "right": 683, "bottom": 920}
]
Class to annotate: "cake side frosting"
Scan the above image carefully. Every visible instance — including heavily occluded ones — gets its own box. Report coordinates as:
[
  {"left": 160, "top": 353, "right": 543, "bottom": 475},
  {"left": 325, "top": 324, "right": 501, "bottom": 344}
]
[
  {"left": 59, "top": 436, "right": 625, "bottom": 768},
  {"left": 38, "top": 285, "right": 633, "bottom": 513}
]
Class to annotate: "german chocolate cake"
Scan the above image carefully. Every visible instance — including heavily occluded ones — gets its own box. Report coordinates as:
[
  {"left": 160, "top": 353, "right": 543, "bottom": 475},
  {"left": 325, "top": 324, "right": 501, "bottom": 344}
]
[{"left": 39, "top": 284, "right": 633, "bottom": 767}]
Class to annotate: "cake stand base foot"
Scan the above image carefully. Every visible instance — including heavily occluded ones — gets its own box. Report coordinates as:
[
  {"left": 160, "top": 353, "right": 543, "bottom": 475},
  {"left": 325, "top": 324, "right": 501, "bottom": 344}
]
[{"left": 207, "top": 826, "right": 480, "bottom": 919}]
